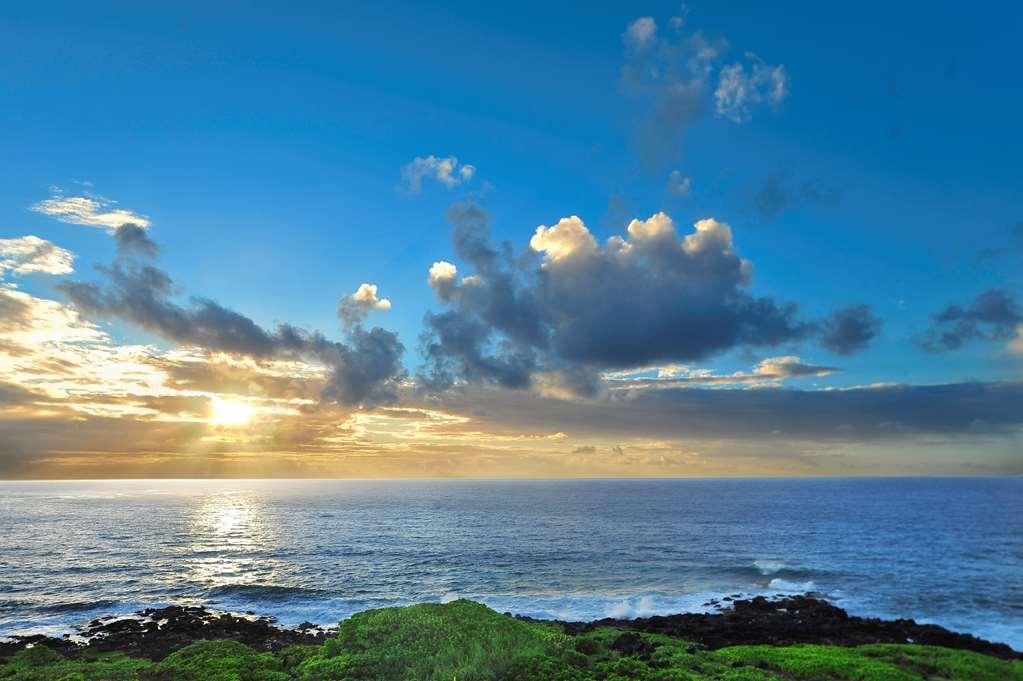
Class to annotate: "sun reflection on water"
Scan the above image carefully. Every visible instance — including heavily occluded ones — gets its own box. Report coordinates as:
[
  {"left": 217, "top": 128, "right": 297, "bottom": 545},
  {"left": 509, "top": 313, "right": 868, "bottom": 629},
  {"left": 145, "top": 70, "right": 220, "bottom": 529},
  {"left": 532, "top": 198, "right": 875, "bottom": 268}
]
[{"left": 182, "top": 491, "right": 292, "bottom": 593}]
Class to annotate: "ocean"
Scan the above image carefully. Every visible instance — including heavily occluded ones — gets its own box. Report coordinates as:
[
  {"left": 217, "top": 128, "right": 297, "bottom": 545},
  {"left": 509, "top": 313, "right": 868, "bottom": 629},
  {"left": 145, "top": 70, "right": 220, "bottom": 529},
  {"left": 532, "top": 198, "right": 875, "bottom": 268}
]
[{"left": 0, "top": 478, "right": 1020, "bottom": 648}]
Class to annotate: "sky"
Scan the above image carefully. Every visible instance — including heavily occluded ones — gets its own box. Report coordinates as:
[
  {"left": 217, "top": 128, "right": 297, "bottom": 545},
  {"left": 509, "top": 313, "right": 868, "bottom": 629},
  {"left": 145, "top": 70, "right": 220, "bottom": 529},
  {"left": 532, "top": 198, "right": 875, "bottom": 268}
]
[{"left": 0, "top": 0, "right": 1021, "bottom": 478}]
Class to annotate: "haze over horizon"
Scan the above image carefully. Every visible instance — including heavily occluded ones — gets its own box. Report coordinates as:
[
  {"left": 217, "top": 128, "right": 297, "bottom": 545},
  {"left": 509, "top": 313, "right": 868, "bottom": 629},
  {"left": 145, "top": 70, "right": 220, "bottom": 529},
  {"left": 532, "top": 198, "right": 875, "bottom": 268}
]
[{"left": 1, "top": 1, "right": 1021, "bottom": 479}]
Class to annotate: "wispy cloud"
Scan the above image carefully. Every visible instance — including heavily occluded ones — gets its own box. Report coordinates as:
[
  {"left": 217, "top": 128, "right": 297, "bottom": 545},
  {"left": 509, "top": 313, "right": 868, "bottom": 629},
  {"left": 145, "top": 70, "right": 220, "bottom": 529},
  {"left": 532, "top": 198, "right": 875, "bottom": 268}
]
[
  {"left": 620, "top": 9, "right": 788, "bottom": 169},
  {"left": 400, "top": 155, "right": 477, "bottom": 193},
  {"left": 754, "top": 172, "right": 841, "bottom": 221},
  {"left": 715, "top": 52, "right": 789, "bottom": 124},
  {"left": 624, "top": 17, "right": 657, "bottom": 49},
  {"left": 604, "top": 355, "right": 838, "bottom": 390},
  {"left": 666, "top": 170, "right": 692, "bottom": 196},
  {"left": 0, "top": 236, "right": 75, "bottom": 277},
  {"left": 31, "top": 187, "right": 150, "bottom": 231}
]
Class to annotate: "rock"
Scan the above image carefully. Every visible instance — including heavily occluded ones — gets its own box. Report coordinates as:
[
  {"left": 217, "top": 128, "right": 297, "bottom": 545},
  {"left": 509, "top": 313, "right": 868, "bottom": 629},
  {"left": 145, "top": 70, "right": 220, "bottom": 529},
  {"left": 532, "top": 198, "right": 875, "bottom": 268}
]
[
  {"left": 611, "top": 632, "right": 656, "bottom": 658},
  {"left": 0, "top": 606, "right": 337, "bottom": 662}
]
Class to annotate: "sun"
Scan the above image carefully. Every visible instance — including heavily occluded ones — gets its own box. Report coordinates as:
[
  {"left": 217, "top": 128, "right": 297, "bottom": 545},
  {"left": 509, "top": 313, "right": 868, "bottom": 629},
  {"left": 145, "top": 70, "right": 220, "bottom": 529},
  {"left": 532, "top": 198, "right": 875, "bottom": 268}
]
[{"left": 209, "top": 396, "right": 255, "bottom": 426}]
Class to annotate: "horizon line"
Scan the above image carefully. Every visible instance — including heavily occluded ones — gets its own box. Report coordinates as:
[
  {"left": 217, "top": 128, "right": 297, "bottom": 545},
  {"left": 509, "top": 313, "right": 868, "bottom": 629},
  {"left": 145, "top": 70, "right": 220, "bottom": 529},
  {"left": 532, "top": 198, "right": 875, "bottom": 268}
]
[{"left": 2, "top": 474, "right": 1019, "bottom": 483}]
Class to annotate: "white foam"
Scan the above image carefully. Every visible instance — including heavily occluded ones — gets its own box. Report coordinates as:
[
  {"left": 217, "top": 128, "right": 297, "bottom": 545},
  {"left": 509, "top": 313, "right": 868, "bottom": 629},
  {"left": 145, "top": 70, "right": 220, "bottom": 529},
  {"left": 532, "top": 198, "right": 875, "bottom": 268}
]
[
  {"left": 768, "top": 578, "right": 815, "bottom": 592},
  {"left": 604, "top": 595, "right": 659, "bottom": 619},
  {"left": 754, "top": 559, "right": 785, "bottom": 575}
]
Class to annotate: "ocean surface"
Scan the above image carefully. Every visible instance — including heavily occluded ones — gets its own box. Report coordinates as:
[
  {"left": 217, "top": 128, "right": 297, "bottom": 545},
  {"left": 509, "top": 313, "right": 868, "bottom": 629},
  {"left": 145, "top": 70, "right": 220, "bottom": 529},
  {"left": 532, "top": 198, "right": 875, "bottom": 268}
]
[{"left": 0, "top": 478, "right": 1020, "bottom": 648}]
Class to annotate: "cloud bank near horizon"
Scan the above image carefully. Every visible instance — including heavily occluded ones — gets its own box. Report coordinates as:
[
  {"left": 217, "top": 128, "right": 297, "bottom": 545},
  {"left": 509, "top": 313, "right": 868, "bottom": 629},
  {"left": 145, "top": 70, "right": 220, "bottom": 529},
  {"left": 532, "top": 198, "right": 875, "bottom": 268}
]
[{"left": 1, "top": 182, "right": 1018, "bottom": 479}]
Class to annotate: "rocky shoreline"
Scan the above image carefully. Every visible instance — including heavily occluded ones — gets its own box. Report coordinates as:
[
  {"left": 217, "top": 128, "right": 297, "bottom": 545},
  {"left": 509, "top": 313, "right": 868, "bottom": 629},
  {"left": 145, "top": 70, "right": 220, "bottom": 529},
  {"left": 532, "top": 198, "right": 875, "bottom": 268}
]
[
  {"left": 544, "top": 595, "right": 1021, "bottom": 660},
  {"left": 1, "top": 595, "right": 1019, "bottom": 663}
]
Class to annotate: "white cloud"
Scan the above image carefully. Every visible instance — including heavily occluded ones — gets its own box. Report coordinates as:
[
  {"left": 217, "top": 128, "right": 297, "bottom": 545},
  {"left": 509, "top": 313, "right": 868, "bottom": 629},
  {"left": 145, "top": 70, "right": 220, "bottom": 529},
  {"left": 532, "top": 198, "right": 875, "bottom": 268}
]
[
  {"left": 530, "top": 216, "right": 598, "bottom": 262},
  {"left": 428, "top": 261, "right": 457, "bottom": 286},
  {"left": 754, "top": 355, "right": 837, "bottom": 378},
  {"left": 337, "top": 282, "right": 392, "bottom": 327},
  {"left": 682, "top": 217, "right": 739, "bottom": 258},
  {"left": 30, "top": 188, "right": 150, "bottom": 231},
  {"left": 400, "top": 156, "right": 477, "bottom": 193},
  {"left": 715, "top": 53, "right": 789, "bottom": 123},
  {"left": 627, "top": 212, "right": 677, "bottom": 242},
  {"left": 0, "top": 285, "right": 320, "bottom": 424},
  {"left": 624, "top": 17, "right": 657, "bottom": 48},
  {"left": 427, "top": 261, "right": 460, "bottom": 300},
  {"left": 0, "top": 236, "right": 75, "bottom": 277},
  {"left": 350, "top": 283, "right": 391, "bottom": 311},
  {"left": 667, "top": 171, "right": 692, "bottom": 197},
  {"left": 603, "top": 356, "right": 837, "bottom": 390}
]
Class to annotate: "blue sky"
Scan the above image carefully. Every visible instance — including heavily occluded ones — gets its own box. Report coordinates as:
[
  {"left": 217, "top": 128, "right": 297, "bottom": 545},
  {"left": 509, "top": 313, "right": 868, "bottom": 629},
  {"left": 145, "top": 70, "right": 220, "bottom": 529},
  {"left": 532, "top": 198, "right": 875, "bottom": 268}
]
[{"left": 0, "top": 1, "right": 1020, "bottom": 477}]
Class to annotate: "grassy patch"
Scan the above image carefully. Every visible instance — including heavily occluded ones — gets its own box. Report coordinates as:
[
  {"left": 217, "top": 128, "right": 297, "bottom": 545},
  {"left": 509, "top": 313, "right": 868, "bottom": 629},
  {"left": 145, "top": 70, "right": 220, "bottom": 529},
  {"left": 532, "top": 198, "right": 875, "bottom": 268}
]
[
  {"left": 0, "top": 601, "right": 1019, "bottom": 680},
  {"left": 0, "top": 645, "right": 152, "bottom": 680},
  {"left": 294, "top": 599, "right": 569, "bottom": 680}
]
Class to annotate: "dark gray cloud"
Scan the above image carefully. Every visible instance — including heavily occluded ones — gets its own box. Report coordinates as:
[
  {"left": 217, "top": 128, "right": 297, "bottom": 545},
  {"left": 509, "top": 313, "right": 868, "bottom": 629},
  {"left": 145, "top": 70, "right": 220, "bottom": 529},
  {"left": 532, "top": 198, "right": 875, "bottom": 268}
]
[
  {"left": 432, "top": 380, "right": 1023, "bottom": 443},
  {"left": 755, "top": 173, "right": 841, "bottom": 221},
  {"left": 59, "top": 261, "right": 285, "bottom": 357},
  {"left": 419, "top": 204, "right": 877, "bottom": 394},
  {"left": 820, "top": 305, "right": 882, "bottom": 356},
  {"left": 917, "top": 289, "right": 1022, "bottom": 352},
  {"left": 114, "top": 223, "right": 160, "bottom": 258},
  {"left": 58, "top": 235, "right": 406, "bottom": 407}
]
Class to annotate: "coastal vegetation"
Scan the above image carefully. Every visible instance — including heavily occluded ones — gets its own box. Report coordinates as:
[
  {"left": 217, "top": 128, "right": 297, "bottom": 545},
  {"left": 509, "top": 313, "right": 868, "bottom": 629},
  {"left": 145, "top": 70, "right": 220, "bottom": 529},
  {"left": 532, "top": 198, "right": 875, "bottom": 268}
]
[{"left": 1, "top": 600, "right": 1018, "bottom": 681}]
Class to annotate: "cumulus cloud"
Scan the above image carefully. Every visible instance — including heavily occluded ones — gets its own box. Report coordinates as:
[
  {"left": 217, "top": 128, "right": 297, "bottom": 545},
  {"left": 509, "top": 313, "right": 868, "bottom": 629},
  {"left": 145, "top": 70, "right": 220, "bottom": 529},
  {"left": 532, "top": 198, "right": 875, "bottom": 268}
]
[
  {"left": 0, "top": 236, "right": 75, "bottom": 277},
  {"left": 820, "top": 305, "right": 882, "bottom": 356},
  {"left": 400, "top": 155, "right": 477, "bottom": 193},
  {"left": 418, "top": 203, "right": 853, "bottom": 395},
  {"left": 57, "top": 234, "right": 405, "bottom": 407},
  {"left": 338, "top": 283, "right": 392, "bottom": 326},
  {"left": 529, "top": 216, "right": 598, "bottom": 261},
  {"left": 715, "top": 53, "right": 789, "bottom": 124},
  {"left": 666, "top": 171, "right": 692, "bottom": 197},
  {"left": 918, "top": 289, "right": 1023, "bottom": 352},
  {"left": 31, "top": 188, "right": 150, "bottom": 231}
]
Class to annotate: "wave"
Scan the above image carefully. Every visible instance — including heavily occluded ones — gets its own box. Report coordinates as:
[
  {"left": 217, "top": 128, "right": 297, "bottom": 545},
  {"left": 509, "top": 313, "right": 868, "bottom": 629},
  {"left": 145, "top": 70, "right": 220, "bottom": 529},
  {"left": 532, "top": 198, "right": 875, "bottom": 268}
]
[
  {"left": 767, "top": 578, "right": 817, "bottom": 593},
  {"left": 39, "top": 600, "right": 120, "bottom": 614},
  {"left": 206, "top": 584, "right": 326, "bottom": 601},
  {"left": 753, "top": 559, "right": 785, "bottom": 575}
]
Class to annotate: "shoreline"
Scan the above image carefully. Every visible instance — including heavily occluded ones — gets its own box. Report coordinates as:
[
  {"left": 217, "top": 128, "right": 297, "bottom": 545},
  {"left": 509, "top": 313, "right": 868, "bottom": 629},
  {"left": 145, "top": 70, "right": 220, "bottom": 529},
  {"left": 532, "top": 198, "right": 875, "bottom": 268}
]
[{"left": 2, "top": 595, "right": 1019, "bottom": 663}]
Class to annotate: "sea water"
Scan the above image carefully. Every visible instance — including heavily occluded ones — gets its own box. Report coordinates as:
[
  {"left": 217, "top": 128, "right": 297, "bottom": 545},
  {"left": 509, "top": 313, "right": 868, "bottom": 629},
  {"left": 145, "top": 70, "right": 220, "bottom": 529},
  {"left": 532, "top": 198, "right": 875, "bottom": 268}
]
[{"left": 0, "top": 478, "right": 1019, "bottom": 648}]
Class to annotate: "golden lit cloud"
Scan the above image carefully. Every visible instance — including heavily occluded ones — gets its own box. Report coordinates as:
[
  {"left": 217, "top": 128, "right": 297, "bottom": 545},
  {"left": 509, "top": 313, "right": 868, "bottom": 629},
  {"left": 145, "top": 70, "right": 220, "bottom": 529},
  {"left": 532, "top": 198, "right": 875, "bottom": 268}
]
[{"left": 208, "top": 396, "right": 255, "bottom": 426}]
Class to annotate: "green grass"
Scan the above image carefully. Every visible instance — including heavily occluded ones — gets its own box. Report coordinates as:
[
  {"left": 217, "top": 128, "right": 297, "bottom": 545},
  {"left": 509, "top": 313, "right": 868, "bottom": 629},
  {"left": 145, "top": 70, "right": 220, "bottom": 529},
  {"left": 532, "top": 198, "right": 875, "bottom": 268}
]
[{"left": 1, "top": 600, "right": 1019, "bottom": 681}]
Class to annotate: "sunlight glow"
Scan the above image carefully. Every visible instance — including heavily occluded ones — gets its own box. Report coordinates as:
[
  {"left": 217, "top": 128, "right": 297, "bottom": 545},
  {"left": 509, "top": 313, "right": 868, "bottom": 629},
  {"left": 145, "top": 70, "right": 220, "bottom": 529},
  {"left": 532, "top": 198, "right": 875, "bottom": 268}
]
[{"left": 209, "top": 397, "right": 255, "bottom": 426}]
